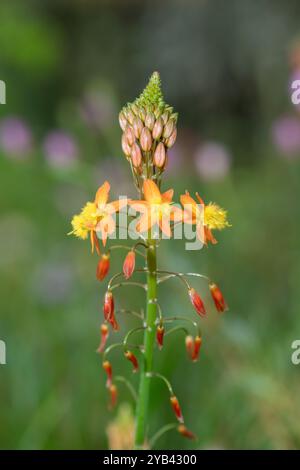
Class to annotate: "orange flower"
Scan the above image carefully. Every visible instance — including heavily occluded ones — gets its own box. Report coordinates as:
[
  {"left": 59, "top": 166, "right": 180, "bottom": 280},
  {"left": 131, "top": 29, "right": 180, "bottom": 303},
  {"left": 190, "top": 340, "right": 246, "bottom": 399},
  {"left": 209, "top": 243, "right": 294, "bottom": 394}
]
[
  {"left": 130, "top": 179, "right": 182, "bottom": 237},
  {"left": 209, "top": 283, "right": 228, "bottom": 313},
  {"left": 123, "top": 251, "right": 136, "bottom": 279},
  {"left": 189, "top": 288, "right": 206, "bottom": 317},
  {"left": 180, "top": 191, "right": 229, "bottom": 245},
  {"left": 96, "top": 253, "right": 110, "bottom": 281}
]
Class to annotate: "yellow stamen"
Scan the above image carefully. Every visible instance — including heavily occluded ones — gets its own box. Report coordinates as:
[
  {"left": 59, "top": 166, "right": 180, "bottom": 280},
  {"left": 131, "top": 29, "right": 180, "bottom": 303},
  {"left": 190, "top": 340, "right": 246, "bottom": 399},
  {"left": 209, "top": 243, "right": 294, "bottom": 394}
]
[
  {"left": 204, "top": 203, "right": 230, "bottom": 230},
  {"left": 70, "top": 201, "right": 98, "bottom": 239}
]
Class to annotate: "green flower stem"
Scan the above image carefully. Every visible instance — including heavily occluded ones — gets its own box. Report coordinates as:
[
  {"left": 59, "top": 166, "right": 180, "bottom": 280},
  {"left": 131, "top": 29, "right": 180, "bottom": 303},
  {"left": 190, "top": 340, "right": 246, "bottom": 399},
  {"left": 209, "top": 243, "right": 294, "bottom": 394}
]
[{"left": 134, "top": 240, "right": 157, "bottom": 449}]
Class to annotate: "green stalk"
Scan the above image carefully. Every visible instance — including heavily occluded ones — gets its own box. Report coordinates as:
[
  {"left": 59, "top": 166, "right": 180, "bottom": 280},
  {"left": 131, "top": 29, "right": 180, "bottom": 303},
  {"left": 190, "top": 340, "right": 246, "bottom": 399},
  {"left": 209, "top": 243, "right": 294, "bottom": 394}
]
[{"left": 134, "top": 240, "right": 157, "bottom": 449}]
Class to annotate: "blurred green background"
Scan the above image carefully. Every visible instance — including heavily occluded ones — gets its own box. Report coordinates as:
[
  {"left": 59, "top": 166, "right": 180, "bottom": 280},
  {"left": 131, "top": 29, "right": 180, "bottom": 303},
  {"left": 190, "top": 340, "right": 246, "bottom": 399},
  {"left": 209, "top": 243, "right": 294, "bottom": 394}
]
[{"left": 1, "top": 0, "right": 300, "bottom": 450}]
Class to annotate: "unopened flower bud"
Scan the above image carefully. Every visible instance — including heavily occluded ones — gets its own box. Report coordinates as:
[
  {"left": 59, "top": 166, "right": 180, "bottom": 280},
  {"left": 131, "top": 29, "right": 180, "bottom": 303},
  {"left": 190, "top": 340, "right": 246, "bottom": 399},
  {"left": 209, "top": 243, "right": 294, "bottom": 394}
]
[
  {"left": 156, "top": 324, "right": 165, "bottom": 350},
  {"left": 133, "top": 117, "right": 143, "bottom": 138},
  {"left": 121, "top": 133, "right": 131, "bottom": 157},
  {"left": 125, "top": 126, "right": 135, "bottom": 146},
  {"left": 96, "top": 253, "right": 110, "bottom": 281},
  {"left": 103, "top": 360, "right": 113, "bottom": 387},
  {"left": 145, "top": 112, "right": 155, "bottom": 130},
  {"left": 192, "top": 336, "right": 202, "bottom": 362},
  {"left": 152, "top": 117, "right": 164, "bottom": 140},
  {"left": 189, "top": 288, "right": 206, "bottom": 317},
  {"left": 119, "top": 112, "right": 127, "bottom": 131},
  {"left": 153, "top": 142, "right": 166, "bottom": 168},
  {"left": 130, "top": 143, "right": 142, "bottom": 168},
  {"left": 170, "top": 395, "right": 184, "bottom": 423},
  {"left": 109, "top": 384, "right": 118, "bottom": 408},
  {"left": 161, "top": 111, "right": 169, "bottom": 125},
  {"left": 124, "top": 350, "right": 139, "bottom": 372},
  {"left": 127, "top": 109, "right": 135, "bottom": 125},
  {"left": 123, "top": 250, "right": 136, "bottom": 279},
  {"left": 97, "top": 324, "right": 109, "bottom": 353},
  {"left": 140, "top": 127, "right": 152, "bottom": 151},
  {"left": 177, "top": 425, "right": 196, "bottom": 440},
  {"left": 163, "top": 119, "right": 175, "bottom": 139},
  {"left": 185, "top": 335, "right": 194, "bottom": 360},
  {"left": 209, "top": 283, "right": 228, "bottom": 313},
  {"left": 165, "top": 128, "right": 177, "bottom": 148},
  {"left": 139, "top": 107, "right": 146, "bottom": 122},
  {"left": 103, "top": 291, "right": 114, "bottom": 321}
]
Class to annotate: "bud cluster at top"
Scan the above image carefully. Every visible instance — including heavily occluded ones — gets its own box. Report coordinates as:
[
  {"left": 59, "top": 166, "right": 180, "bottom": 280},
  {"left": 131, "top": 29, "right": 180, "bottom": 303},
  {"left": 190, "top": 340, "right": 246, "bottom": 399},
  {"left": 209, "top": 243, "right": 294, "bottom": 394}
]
[{"left": 119, "top": 72, "right": 178, "bottom": 190}]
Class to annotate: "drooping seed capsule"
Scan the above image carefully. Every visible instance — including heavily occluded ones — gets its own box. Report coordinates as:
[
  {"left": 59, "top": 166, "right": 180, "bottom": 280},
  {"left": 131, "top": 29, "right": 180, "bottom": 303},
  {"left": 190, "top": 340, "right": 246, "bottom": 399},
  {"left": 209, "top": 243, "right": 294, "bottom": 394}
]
[
  {"left": 165, "top": 128, "right": 177, "bottom": 148},
  {"left": 152, "top": 117, "right": 164, "bottom": 140},
  {"left": 163, "top": 119, "right": 175, "bottom": 139},
  {"left": 192, "top": 335, "right": 202, "bottom": 362},
  {"left": 177, "top": 425, "right": 196, "bottom": 440},
  {"left": 96, "top": 324, "right": 109, "bottom": 353},
  {"left": 103, "top": 360, "right": 113, "bottom": 387},
  {"left": 156, "top": 324, "right": 165, "bottom": 350},
  {"left": 209, "top": 283, "right": 228, "bottom": 313},
  {"left": 170, "top": 395, "right": 184, "bottom": 423},
  {"left": 119, "top": 112, "right": 127, "bottom": 131},
  {"left": 103, "top": 291, "right": 114, "bottom": 321},
  {"left": 109, "top": 384, "right": 118, "bottom": 408},
  {"left": 145, "top": 112, "right": 155, "bottom": 131},
  {"left": 123, "top": 250, "right": 136, "bottom": 279},
  {"left": 153, "top": 142, "right": 166, "bottom": 168},
  {"left": 96, "top": 253, "right": 110, "bottom": 281},
  {"left": 140, "top": 127, "right": 152, "bottom": 151},
  {"left": 125, "top": 126, "right": 135, "bottom": 146},
  {"left": 189, "top": 288, "right": 206, "bottom": 317},
  {"left": 121, "top": 133, "right": 131, "bottom": 157},
  {"left": 124, "top": 350, "right": 139, "bottom": 372},
  {"left": 130, "top": 143, "right": 142, "bottom": 168},
  {"left": 185, "top": 335, "right": 194, "bottom": 360},
  {"left": 133, "top": 117, "right": 143, "bottom": 139}
]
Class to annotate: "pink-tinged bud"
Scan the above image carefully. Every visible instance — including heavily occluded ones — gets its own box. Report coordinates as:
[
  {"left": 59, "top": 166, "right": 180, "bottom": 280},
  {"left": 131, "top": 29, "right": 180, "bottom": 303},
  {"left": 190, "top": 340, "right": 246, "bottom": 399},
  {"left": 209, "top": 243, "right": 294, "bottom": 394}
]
[
  {"left": 192, "top": 336, "right": 202, "bottom": 362},
  {"left": 133, "top": 117, "right": 143, "bottom": 139},
  {"left": 145, "top": 112, "right": 155, "bottom": 130},
  {"left": 165, "top": 128, "right": 177, "bottom": 148},
  {"left": 189, "top": 288, "right": 206, "bottom": 317},
  {"left": 152, "top": 117, "right": 164, "bottom": 140},
  {"left": 153, "top": 142, "right": 166, "bottom": 168},
  {"left": 177, "top": 425, "right": 196, "bottom": 440},
  {"left": 209, "top": 283, "right": 228, "bottom": 313},
  {"left": 103, "top": 360, "right": 112, "bottom": 387},
  {"left": 140, "top": 127, "right": 152, "bottom": 151},
  {"left": 161, "top": 111, "right": 169, "bottom": 125},
  {"left": 127, "top": 109, "right": 135, "bottom": 125},
  {"left": 163, "top": 119, "right": 175, "bottom": 139},
  {"left": 109, "top": 384, "right": 118, "bottom": 408},
  {"left": 103, "top": 291, "right": 114, "bottom": 321},
  {"left": 185, "top": 335, "right": 194, "bottom": 360},
  {"left": 139, "top": 107, "right": 146, "bottom": 122},
  {"left": 123, "top": 250, "right": 136, "bottom": 279},
  {"left": 119, "top": 112, "right": 127, "bottom": 131},
  {"left": 125, "top": 126, "right": 135, "bottom": 146},
  {"left": 97, "top": 324, "right": 109, "bottom": 353},
  {"left": 96, "top": 253, "right": 110, "bottom": 281},
  {"left": 156, "top": 325, "right": 165, "bottom": 350},
  {"left": 121, "top": 133, "right": 131, "bottom": 157},
  {"left": 124, "top": 350, "right": 139, "bottom": 372},
  {"left": 130, "top": 143, "right": 142, "bottom": 168},
  {"left": 170, "top": 395, "right": 184, "bottom": 423}
]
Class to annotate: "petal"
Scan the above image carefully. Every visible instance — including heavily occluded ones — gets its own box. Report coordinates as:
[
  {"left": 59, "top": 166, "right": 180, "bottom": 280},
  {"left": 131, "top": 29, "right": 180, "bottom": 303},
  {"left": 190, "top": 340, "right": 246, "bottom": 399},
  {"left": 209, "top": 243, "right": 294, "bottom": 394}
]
[
  {"left": 170, "top": 206, "right": 183, "bottom": 222},
  {"left": 106, "top": 198, "right": 128, "bottom": 214},
  {"left": 129, "top": 201, "right": 149, "bottom": 214},
  {"left": 159, "top": 217, "right": 172, "bottom": 237},
  {"left": 95, "top": 181, "right": 110, "bottom": 206},
  {"left": 136, "top": 212, "right": 153, "bottom": 233},
  {"left": 161, "top": 188, "right": 174, "bottom": 203},
  {"left": 143, "top": 179, "right": 162, "bottom": 204}
]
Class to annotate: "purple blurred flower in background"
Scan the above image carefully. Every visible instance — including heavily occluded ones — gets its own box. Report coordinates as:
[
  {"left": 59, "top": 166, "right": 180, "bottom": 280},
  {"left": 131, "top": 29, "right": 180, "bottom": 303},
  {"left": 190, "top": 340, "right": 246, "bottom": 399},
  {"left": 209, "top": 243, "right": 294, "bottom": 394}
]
[
  {"left": 0, "top": 117, "right": 32, "bottom": 158},
  {"left": 272, "top": 115, "right": 300, "bottom": 158},
  {"left": 80, "top": 89, "right": 116, "bottom": 131},
  {"left": 32, "top": 261, "right": 74, "bottom": 305},
  {"left": 195, "top": 141, "right": 232, "bottom": 181},
  {"left": 43, "top": 130, "right": 78, "bottom": 169}
]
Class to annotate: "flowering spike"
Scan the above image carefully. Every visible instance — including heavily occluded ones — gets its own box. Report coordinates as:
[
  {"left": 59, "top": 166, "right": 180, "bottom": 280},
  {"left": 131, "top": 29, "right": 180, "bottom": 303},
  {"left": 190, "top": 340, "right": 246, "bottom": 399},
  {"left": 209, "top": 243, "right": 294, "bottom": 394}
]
[
  {"left": 189, "top": 288, "right": 206, "bottom": 317},
  {"left": 124, "top": 350, "right": 139, "bottom": 373},
  {"left": 103, "top": 360, "right": 113, "bottom": 387},
  {"left": 170, "top": 395, "right": 184, "bottom": 423},
  {"left": 123, "top": 251, "right": 136, "bottom": 279},
  {"left": 96, "top": 324, "right": 109, "bottom": 353},
  {"left": 109, "top": 384, "right": 118, "bottom": 409},
  {"left": 177, "top": 424, "right": 196, "bottom": 440},
  {"left": 156, "top": 325, "right": 165, "bottom": 350},
  {"left": 209, "top": 283, "right": 228, "bottom": 313},
  {"left": 192, "top": 335, "right": 202, "bottom": 362},
  {"left": 185, "top": 335, "right": 194, "bottom": 360},
  {"left": 96, "top": 253, "right": 110, "bottom": 281}
]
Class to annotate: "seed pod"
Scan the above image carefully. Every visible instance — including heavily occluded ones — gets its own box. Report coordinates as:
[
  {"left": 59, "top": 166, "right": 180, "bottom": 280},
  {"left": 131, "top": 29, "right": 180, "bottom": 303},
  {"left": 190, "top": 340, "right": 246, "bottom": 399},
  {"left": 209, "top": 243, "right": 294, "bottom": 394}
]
[
  {"left": 125, "top": 126, "right": 135, "bottom": 146},
  {"left": 165, "top": 128, "right": 177, "bottom": 148},
  {"left": 140, "top": 127, "right": 152, "bottom": 151},
  {"left": 121, "top": 134, "right": 131, "bottom": 157},
  {"left": 163, "top": 119, "right": 175, "bottom": 139},
  {"left": 119, "top": 112, "right": 127, "bottom": 131},
  {"left": 153, "top": 142, "right": 166, "bottom": 168},
  {"left": 130, "top": 143, "right": 142, "bottom": 168},
  {"left": 145, "top": 112, "right": 155, "bottom": 131},
  {"left": 133, "top": 117, "right": 143, "bottom": 139},
  {"left": 152, "top": 117, "right": 164, "bottom": 140}
]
